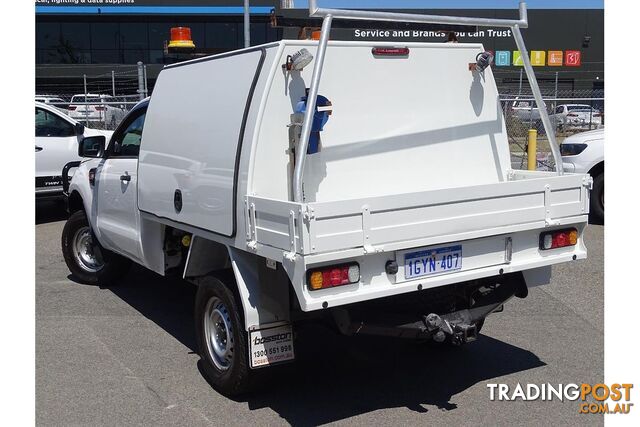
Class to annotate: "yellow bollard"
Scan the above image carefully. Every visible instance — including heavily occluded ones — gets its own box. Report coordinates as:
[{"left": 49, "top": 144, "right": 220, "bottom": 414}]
[{"left": 527, "top": 129, "right": 537, "bottom": 171}]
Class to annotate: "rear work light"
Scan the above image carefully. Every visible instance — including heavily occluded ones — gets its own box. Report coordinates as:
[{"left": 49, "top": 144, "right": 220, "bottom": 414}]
[
  {"left": 307, "top": 263, "right": 360, "bottom": 291},
  {"left": 371, "top": 47, "right": 410, "bottom": 57},
  {"left": 539, "top": 228, "right": 578, "bottom": 250}
]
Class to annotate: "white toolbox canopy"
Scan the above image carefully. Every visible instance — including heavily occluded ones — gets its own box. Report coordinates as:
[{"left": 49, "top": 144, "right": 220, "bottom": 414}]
[{"left": 138, "top": 39, "right": 513, "bottom": 237}]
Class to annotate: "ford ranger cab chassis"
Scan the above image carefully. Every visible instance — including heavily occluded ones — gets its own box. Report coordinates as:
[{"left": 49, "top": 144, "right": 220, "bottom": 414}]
[{"left": 61, "top": 1, "right": 590, "bottom": 395}]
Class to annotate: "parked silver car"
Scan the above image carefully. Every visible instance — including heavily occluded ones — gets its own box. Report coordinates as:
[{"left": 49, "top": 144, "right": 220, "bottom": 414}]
[
  {"left": 68, "top": 94, "right": 126, "bottom": 127},
  {"left": 551, "top": 104, "right": 602, "bottom": 131}
]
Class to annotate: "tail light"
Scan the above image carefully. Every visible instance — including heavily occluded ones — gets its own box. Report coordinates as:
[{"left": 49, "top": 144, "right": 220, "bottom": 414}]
[
  {"left": 567, "top": 113, "right": 579, "bottom": 117},
  {"left": 68, "top": 106, "right": 76, "bottom": 111},
  {"left": 593, "top": 113, "right": 602, "bottom": 117},
  {"left": 94, "top": 106, "right": 105, "bottom": 111},
  {"left": 307, "top": 263, "right": 360, "bottom": 291},
  {"left": 371, "top": 47, "right": 410, "bottom": 57},
  {"left": 539, "top": 228, "right": 578, "bottom": 250}
]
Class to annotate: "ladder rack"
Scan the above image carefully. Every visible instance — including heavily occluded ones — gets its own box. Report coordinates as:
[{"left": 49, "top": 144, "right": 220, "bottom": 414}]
[{"left": 292, "top": 0, "right": 563, "bottom": 203}]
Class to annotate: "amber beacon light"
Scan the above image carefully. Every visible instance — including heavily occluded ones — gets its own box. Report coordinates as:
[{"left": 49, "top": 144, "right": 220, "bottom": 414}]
[{"left": 168, "top": 27, "right": 195, "bottom": 49}]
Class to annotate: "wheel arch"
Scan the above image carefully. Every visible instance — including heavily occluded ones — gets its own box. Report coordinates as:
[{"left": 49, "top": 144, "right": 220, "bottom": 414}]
[
  {"left": 185, "top": 238, "right": 291, "bottom": 331},
  {"left": 588, "top": 161, "right": 604, "bottom": 178},
  {"left": 67, "top": 190, "right": 85, "bottom": 214}
]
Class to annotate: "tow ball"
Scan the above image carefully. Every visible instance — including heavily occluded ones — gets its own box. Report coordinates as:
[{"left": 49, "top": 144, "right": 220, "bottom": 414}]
[{"left": 422, "top": 313, "right": 478, "bottom": 345}]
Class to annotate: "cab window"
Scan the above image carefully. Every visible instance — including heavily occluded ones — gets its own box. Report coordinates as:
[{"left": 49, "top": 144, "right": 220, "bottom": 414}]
[
  {"left": 110, "top": 108, "right": 146, "bottom": 157},
  {"left": 35, "top": 108, "right": 75, "bottom": 137}
]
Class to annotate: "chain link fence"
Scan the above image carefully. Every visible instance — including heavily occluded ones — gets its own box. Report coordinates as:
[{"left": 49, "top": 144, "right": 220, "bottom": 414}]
[
  {"left": 35, "top": 63, "right": 148, "bottom": 130},
  {"left": 500, "top": 87, "right": 604, "bottom": 171}
]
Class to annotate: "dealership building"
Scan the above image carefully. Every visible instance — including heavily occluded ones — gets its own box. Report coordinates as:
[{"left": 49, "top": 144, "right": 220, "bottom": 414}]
[{"left": 36, "top": 1, "right": 603, "bottom": 97}]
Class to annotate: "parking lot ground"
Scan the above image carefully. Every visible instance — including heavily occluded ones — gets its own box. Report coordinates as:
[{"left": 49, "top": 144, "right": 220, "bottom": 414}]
[{"left": 36, "top": 202, "right": 604, "bottom": 426}]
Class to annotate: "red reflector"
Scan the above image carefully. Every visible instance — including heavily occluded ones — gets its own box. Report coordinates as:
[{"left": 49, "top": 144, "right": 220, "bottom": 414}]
[
  {"left": 328, "top": 268, "right": 343, "bottom": 286},
  {"left": 553, "top": 233, "right": 568, "bottom": 248},
  {"left": 322, "top": 270, "right": 331, "bottom": 286},
  {"left": 371, "top": 47, "right": 410, "bottom": 56}
]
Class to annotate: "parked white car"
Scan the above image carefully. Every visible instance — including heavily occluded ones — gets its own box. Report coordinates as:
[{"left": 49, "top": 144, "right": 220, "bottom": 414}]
[
  {"left": 509, "top": 97, "right": 546, "bottom": 123},
  {"left": 561, "top": 128, "right": 604, "bottom": 222},
  {"left": 551, "top": 104, "right": 602, "bottom": 131},
  {"left": 35, "top": 95, "right": 69, "bottom": 114},
  {"left": 68, "top": 94, "right": 126, "bottom": 127},
  {"left": 35, "top": 101, "right": 112, "bottom": 199}
]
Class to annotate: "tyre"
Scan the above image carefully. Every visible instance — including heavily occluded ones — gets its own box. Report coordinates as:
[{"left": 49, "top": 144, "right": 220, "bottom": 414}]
[
  {"left": 590, "top": 172, "right": 604, "bottom": 223},
  {"left": 61, "top": 210, "right": 131, "bottom": 285},
  {"left": 194, "top": 275, "right": 254, "bottom": 396}
]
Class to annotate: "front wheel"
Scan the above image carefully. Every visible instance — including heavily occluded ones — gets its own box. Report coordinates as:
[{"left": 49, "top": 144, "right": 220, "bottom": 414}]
[
  {"left": 194, "top": 275, "right": 254, "bottom": 396},
  {"left": 61, "top": 210, "right": 131, "bottom": 285}
]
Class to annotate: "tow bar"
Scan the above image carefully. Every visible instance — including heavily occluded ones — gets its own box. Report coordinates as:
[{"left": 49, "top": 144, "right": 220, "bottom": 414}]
[
  {"left": 331, "top": 274, "right": 528, "bottom": 344},
  {"left": 423, "top": 313, "right": 477, "bottom": 345}
]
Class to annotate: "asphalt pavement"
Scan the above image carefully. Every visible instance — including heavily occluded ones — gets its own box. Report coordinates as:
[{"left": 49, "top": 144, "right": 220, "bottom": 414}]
[{"left": 36, "top": 201, "right": 604, "bottom": 426}]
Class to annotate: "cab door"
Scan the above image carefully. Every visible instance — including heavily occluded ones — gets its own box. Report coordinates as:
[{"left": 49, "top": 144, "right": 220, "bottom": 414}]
[{"left": 95, "top": 106, "right": 147, "bottom": 263}]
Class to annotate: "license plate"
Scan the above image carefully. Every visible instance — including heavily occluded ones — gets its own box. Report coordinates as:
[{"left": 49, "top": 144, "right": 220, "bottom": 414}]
[
  {"left": 404, "top": 244, "right": 462, "bottom": 279},
  {"left": 249, "top": 324, "right": 295, "bottom": 369}
]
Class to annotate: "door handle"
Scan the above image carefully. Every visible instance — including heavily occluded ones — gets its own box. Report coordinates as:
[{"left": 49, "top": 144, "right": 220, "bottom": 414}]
[
  {"left": 120, "top": 174, "right": 131, "bottom": 182},
  {"left": 35, "top": 146, "right": 43, "bottom": 152}
]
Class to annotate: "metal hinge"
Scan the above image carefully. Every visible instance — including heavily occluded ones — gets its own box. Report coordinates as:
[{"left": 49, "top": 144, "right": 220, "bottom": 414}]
[
  {"left": 302, "top": 205, "right": 315, "bottom": 222},
  {"left": 543, "top": 184, "right": 559, "bottom": 227},
  {"left": 284, "top": 209, "right": 298, "bottom": 260},
  {"left": 504, "top": 236, "right": 513, "bottom": 264},
  {"left": 246, "top": 201, "right": 258, "bottom": 252}
]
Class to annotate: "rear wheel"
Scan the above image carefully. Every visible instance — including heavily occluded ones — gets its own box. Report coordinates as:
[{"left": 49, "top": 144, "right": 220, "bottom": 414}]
[
  {"left": 590, "top": 173, "right": 604, "bottom": 223},
  {"left": 61, "top": 210, "right": 131, "bottom": 285},
  {"left": 194, "top": 275, "right": 254, "bottom": 396}
]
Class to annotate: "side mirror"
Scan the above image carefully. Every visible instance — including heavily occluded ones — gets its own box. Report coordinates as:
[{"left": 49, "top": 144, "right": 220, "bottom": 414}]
[
  {"left": 75, "top": 122, "right": 85, "bottom": 135},
  {"left": 78, "top": 135, "right": 106, "bottom": 158}
]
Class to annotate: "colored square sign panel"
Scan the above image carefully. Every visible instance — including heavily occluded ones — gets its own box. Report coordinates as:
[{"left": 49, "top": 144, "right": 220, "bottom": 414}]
[
  {"left": 495, "top": 50, "right": 510, "bottom": 66},
  {"left": 548, "top": 50, "right": 563, "bottom": 66},
  {"left": 530, "top": 51, "right": 546, "bottom": 66},
  {"left": 513, "top": 51, "right": 523, "bottom": 66},
  {"left": 565, "top": 50, "right": 581, "bottom": 66}
]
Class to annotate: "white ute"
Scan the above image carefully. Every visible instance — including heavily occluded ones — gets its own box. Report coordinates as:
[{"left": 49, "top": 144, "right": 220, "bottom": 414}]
[{"left": 61, "top": 1, "right": 591, "bottom": 396}]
